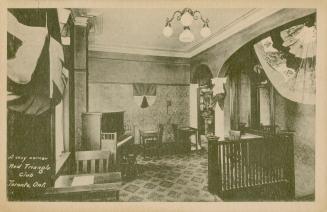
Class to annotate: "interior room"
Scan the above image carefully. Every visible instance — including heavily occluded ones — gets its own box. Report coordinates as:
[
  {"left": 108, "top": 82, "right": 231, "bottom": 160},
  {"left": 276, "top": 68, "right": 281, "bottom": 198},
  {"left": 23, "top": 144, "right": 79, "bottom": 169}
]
[{"left": 7, "top": 8, "right": 316, "bottom": 202}]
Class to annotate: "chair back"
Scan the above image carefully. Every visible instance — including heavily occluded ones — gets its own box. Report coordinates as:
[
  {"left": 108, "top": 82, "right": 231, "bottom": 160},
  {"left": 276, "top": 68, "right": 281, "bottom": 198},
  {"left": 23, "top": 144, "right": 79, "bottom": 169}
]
[
  {"left": 75, "top": 150, "right": 111, "bottom": 174},
  {"left": 101, "top": 132, "right": 117, "bottom": 166},
  {"left": 124, "top": 122, "right": 135, "bottom": 137},
  {"left": 229, "top": 130, "right": 241, "bottom": 141}
]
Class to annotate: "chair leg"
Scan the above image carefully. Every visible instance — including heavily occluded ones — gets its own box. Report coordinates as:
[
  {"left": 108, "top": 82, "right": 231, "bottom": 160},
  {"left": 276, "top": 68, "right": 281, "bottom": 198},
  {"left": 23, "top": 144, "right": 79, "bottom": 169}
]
[
  {"left": 116, "top": 190, "right": 119, "bottom": 201},
  {"left": 195, "top": 134, "right": 198, "bottom": 151},
  {"left": 197, "top": 131, "right": 201, "bottom": 150},
  {"left": 142, "top": 139, "right": 147, "bottom": 158}
]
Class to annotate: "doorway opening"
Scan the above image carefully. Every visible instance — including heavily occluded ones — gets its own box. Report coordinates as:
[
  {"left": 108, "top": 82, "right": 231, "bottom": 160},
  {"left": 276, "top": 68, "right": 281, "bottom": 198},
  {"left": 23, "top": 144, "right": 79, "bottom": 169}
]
[{"left": 191, "top": 64, "right": 214, "bottom": 150}]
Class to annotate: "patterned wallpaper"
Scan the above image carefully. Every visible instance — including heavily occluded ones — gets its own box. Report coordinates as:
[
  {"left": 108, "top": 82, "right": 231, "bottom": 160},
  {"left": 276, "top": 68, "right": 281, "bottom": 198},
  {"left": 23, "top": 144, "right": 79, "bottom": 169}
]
[{"left": 89, "top": 83, "right": 190, "bottom": 144}]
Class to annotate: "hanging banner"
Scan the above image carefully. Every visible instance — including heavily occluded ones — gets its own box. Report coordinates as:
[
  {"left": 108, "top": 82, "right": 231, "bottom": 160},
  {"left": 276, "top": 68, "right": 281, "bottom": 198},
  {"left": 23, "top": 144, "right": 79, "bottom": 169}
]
[{"left": 133, "top": 83, "right": 157, "bottom": 108}]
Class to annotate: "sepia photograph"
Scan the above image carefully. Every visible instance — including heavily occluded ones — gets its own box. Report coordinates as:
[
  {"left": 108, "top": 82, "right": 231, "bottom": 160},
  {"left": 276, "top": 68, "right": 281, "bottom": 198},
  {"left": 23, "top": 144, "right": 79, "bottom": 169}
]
[{"left": 4, "top": 3, "right": 324, "bottom": 208}]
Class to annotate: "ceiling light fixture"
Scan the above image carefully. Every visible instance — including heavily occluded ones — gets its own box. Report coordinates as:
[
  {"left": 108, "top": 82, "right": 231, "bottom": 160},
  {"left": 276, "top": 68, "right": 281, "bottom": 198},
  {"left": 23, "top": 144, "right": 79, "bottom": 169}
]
[{"left": 163, "top": 8, "right": 211, "bottom": 43}]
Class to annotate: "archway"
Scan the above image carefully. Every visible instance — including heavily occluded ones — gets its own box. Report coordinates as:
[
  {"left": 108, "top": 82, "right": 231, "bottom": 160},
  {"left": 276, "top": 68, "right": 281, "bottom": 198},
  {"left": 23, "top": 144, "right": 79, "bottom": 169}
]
[
  {"left": 191, "top": 64, "right": 213, "bottom": 86},
  {"left": 190, "top": 64, "right": 214, "bottom": 150}
]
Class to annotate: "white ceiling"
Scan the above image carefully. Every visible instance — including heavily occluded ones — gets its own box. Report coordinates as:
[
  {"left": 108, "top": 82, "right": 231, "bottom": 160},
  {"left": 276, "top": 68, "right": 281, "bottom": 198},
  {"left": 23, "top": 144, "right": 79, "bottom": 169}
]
[{"left": 87, "top": 8, "right": 282, "bottom": 58}]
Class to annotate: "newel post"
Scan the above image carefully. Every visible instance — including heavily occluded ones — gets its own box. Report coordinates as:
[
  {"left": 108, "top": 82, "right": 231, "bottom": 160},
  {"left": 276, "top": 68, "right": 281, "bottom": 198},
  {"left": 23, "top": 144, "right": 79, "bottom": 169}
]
[{"left": 207, "top": 135, "right": 221, "bottom": 195}]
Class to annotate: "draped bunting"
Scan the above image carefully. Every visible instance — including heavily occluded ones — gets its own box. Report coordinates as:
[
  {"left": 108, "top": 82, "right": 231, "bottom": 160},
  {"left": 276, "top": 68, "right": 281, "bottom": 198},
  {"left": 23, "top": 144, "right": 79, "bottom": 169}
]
[
  {"left": 253, "top": 22, "right": 316, "bottom": 105},
  {"left": 7, "top": 9, "right": 68, "bottom": 115},
  {"left": 49, "top": 36, "right": 69, "bottom": 105},
  {"left": 133, "top": 83, "right": 156, "bottom": 108},
  {"left": 211, "top": 77, "right": 227, "bottom": 110},
  {"left": 7, "top": 12, "right": 48, "bottom": 85}
]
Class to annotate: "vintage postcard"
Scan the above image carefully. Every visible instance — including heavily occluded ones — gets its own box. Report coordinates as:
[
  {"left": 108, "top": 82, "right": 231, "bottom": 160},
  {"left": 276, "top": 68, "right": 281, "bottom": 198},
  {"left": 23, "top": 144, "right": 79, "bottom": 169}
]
[{"left": 1, "top": 0, "right": 327, "bottom": 212}]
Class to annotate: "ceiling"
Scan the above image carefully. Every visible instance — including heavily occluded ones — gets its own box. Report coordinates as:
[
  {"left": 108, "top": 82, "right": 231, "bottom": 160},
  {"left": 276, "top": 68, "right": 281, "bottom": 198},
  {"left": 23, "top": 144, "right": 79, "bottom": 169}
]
[{"left": 87, "top": 8, "right": 282, "bottom": 58}]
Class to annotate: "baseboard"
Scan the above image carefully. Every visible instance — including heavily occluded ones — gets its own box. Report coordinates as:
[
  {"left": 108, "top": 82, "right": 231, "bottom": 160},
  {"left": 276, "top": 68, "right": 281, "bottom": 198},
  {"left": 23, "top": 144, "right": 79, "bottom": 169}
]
[{"left": 295, "top": 193, "right": 315, "bottom": 201}]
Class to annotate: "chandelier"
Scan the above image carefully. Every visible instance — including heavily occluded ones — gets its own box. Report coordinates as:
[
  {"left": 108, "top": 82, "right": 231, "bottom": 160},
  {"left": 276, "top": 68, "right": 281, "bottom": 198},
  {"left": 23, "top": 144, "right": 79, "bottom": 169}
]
[{"left": 163, "top": 8, "right": 211, "bottom": 43}]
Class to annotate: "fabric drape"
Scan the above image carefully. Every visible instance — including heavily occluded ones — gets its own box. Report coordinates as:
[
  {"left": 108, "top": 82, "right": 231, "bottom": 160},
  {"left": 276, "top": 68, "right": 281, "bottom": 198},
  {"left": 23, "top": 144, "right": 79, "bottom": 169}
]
[
  {"left": 253, "top": 22, "right": 316, "bottom": 105},
  {"left": 7, "top": 9, "right": 68, "bottom": 115},
  {"left": 211, "top": 77, "right": 227, "bottom": 110}
]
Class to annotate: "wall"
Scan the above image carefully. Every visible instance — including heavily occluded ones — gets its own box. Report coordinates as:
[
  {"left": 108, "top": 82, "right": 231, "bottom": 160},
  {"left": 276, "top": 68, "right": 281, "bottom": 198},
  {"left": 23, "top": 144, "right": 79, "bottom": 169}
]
[
  {"left": 88, "top": 51, "right": 190, "bottom": 144},
  {"left": 275, "top": 92, "right": 315, "bottom": 198}
]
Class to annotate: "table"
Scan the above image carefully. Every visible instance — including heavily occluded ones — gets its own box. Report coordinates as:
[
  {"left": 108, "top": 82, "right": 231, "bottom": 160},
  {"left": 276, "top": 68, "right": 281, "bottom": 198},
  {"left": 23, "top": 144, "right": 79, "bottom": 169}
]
[
  {"left": 178, "top": 126, "right": 199, "bottom": 152},
  {"left": 224, "top": 133, "right": 263, "bottom": 141},
  {"left": 44, "top": 172, "right": 122, "bottom": 201}
]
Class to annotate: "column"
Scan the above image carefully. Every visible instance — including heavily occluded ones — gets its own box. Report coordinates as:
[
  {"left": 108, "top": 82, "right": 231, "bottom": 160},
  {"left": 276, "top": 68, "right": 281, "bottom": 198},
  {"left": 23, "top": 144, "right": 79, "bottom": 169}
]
[
  {"left": 212, "top": 77, "right": 227, "bottom": 140},
  {"left": 71, "top": 17, "right": 89, "bottom": 151}
]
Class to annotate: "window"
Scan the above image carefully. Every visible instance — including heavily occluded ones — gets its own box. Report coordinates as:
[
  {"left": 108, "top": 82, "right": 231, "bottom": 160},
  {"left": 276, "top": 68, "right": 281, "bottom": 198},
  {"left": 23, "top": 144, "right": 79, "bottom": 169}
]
[{"left": 229, "top": 61, "right": 275, "bottom": 133}]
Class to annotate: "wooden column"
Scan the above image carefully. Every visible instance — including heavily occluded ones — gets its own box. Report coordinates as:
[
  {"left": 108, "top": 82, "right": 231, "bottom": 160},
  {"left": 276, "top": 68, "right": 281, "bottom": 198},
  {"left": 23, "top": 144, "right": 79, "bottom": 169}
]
[
  {"left": 71, "top": 17, "right": 89, "bottom": 151},
  {"left": 212, "top": 77, "right": 226, "bottom": 139}
]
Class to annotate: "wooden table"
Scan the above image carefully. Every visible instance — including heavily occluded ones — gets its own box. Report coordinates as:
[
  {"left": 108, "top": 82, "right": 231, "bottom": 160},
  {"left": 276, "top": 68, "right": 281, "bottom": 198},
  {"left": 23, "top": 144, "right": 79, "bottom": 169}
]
[
  {"left": 44, "top": 172, "right": 122, "bottom": 201},
  {"left": 178, "top": 126, "right": 199, "bottom": 152}
]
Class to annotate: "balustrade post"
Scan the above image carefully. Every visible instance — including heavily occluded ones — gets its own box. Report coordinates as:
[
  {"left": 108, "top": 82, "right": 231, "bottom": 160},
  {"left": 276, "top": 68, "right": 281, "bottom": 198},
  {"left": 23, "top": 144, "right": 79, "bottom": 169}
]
[
  {"left": 286, "top": 133, "right": 295, "bottom": 199},
  {"left": 207, "top": 136, "right": 221, "bottom": 195}
]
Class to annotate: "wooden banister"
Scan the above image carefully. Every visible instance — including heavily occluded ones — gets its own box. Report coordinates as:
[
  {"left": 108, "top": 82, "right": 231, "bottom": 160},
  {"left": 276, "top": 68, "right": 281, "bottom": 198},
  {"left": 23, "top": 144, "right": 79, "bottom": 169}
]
[{"left": 208, "top": 133, "right": 295, "bottom": 200}]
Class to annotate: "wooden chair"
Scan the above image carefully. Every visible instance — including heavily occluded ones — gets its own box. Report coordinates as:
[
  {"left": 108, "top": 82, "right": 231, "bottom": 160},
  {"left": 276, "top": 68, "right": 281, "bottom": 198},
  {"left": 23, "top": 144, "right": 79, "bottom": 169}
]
[
  {"left": 45, "top": 150, "right": 122, "bottom": 201},
  {"left": 229, "top": 130, "right": 241, "bottom": 141},
  {"left": 100, "top": 132, "right": 117, "bottom": 169},
  {"left": 75, "top": 150, "right": 112, "bottom": 174},
  {"left": 124, "top": 122, "right": 135, "bottom": 137},
  {"left": 120, "top": 124, "right": 140, "bottom": 180},
  {"left": 140, "top": 124, "right": 164, "bottom": 158},
  {"left": 157, "top": 124, "right": 164, "bottom": 155}
]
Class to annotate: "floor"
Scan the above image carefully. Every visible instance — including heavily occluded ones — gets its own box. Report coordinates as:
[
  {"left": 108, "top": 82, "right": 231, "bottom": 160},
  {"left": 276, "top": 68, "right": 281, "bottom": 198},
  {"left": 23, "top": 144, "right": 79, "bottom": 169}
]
[{"left": 118, "top": 144, "right": 222, "bottom": 202}]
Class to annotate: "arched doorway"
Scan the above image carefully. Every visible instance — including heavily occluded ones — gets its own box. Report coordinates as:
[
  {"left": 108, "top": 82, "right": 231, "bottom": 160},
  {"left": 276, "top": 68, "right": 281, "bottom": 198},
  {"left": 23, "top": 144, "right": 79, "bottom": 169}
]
[{"left": 191, "top": 64, "right": 214, "bottom": 145}]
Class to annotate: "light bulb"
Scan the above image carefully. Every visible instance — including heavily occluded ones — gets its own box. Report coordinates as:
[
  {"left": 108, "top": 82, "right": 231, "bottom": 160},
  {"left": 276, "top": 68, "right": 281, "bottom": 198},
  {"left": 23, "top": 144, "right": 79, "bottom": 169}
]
[
  {"left": 180, "top": 11, "right": 193, "bottom": 26},
  {"left": 179, "top": 27, "right": 194, "bottom": 43},
  {"left": 162, "top": 25, "right": 173, "bottom": 37},
  {"left": 200, "top": 25, "right": 211, "bottom": 38}
]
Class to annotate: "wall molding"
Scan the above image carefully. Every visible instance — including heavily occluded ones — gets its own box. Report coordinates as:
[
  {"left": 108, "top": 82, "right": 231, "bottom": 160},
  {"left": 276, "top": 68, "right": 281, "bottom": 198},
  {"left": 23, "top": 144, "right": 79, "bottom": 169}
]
[
  {"left": 89, "top": 8, "right": 283, "bottom": 58},
  {"left": 89, "top": 81, "right": 190, "bottom": 86},
  {"left": 89, "top": 50, "right": 191, "bottom": 65}
]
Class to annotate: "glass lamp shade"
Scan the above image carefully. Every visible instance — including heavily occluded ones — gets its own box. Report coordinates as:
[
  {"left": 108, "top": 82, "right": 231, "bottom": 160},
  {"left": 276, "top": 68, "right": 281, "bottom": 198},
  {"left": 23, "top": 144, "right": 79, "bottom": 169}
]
[
  {"left": 163, "top": 25, "right": 173, "bottom": 37},
  {"left": 180, "top": 11, "right": 193, "bottom": 26},
  {"left": 200, "top": 26, "right": 212, "bottom": 38},
  {"left": 179, "top": 28, "right": 194, "bottom": 42}
]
